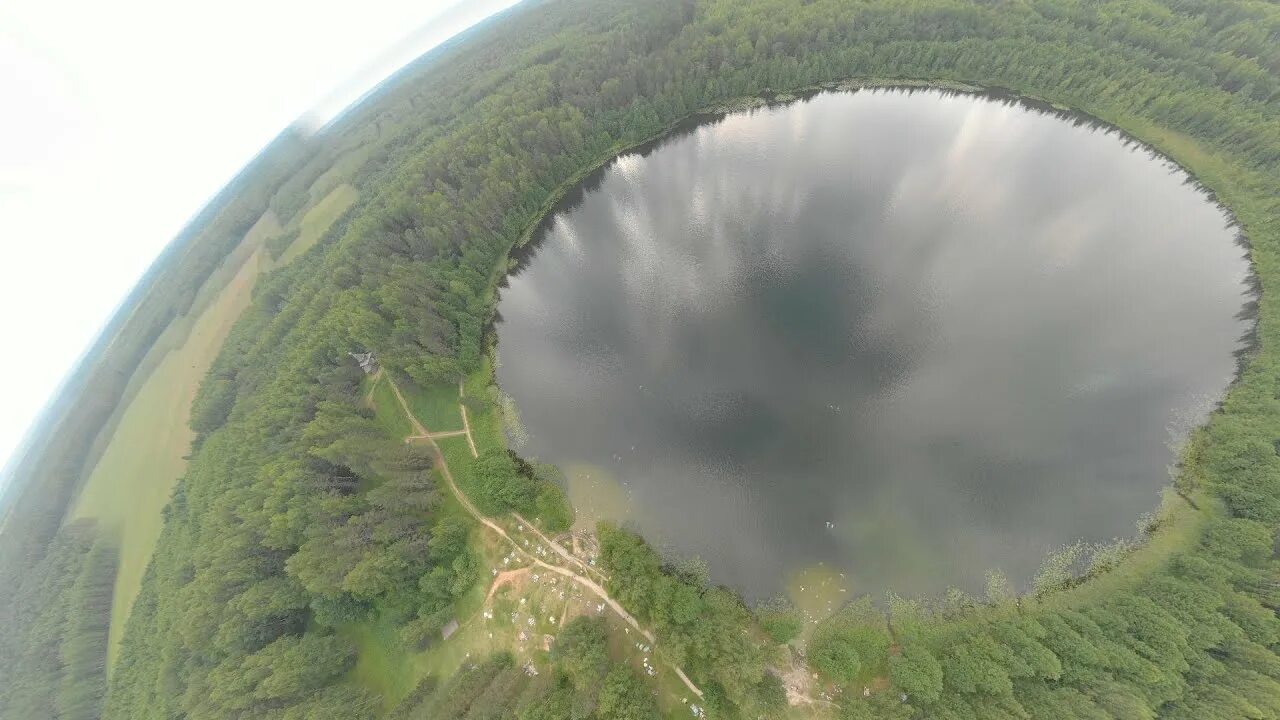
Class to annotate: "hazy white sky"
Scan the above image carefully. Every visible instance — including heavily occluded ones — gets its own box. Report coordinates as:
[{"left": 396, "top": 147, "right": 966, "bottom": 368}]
[{"left": 0, "top": 0, "right": 520, "bottom": 475}]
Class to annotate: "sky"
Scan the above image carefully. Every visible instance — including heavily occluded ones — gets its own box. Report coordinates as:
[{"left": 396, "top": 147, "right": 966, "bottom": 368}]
[{"left": 0, "top": 0, "right": 521, "bottom": 480}]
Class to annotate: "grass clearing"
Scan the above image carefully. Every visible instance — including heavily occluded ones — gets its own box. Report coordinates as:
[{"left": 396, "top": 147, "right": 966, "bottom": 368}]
[
  {"left": 369, "top": 374, "right": 415, "bottom": 438},
  {"left": 467, "top": 398, "right": 504, "bottom": 453},
  {"left": 343, "top": 614, "right": 419, "bottom": 704},
  {"left": 402, "top": 380, "right": 464, "bottom": 431},
  {"left": 278, "top": 183, "right": 357, "bottom": 265},
  {"left": 351, "top": 379, "right": 496, "bottom": 707},
  {"left": 308, "top": 145, "right": 373, "bottom": 200},
  {"left": 464, "top": 360, "right": 506, "bottom": 451},
  {"left": 438, "top": 436, "right": 481, "bottom": 498},
  {"left": 413, "top": 575, "right": 512, "bottom": 681}
]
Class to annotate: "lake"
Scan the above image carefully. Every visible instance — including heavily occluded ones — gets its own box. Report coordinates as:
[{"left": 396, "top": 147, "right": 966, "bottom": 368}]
[{"left": 494, "top": 88, "right": 1250, "bottom": 602}]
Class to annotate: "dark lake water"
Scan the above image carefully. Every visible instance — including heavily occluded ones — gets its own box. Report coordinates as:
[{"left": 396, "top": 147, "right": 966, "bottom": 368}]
[{"left": 495, "top": 89, "right": 1250, "bottom": 602}]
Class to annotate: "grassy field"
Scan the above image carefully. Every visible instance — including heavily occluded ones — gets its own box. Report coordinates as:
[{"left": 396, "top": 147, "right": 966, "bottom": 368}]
[
  {"left": 368, "top": 374, "right": 415, "bottom": 438},
  {"left": 343, "top": 613, "right": 422, "bottom": 706},
  {"left": 73, "top": 211, "right": 283, "bottom": 485},
  {"left": 401, "top": 380, "right": 465, "bottom": 431},
  {"left": 278, "top": 184, "right": 357, "bottom": 265},
  {"left": 463, "top": 360, "right": 505, "bottom": 450},
  {"left": 308, "top": 145, "right": 374, "bottom": 201},
  {"left": 71, "top": 187, "right": 358, "bottom": 669}
]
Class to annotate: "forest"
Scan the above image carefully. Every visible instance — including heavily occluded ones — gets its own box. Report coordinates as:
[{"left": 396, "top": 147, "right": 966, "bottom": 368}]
[
  {"left": 2, "top": 0, "right": 1280, "bottom": 718},
  {"left": 0, "top": 520, "right": 117, "bottom": 718}
]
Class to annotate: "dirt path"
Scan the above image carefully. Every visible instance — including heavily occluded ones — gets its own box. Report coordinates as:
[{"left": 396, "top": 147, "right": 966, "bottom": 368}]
[
  {"left": 386, "top": 376, "right": 428, "bottom": 437},
  {"left": 459, "top": 403, "right": 479, "bottom": 458},
  {"left": 512, "top": 510, "right": 608, "bottom": 583},
  {"left": 486, "top": 567, "right": 531, "bottom": 603},
  {"left": 427, "top": 425, "right": 468, "bottom": 438},
  {"left": 384, "top": 375, "right": 702, "bottom": 699},
  {"left": 780, "top": 651, "right": 842, "bottom": 709},
  {"left": 364, "top": 368, "right": 384, "bottom": 408},
  {"left": 404, "top": 429, "right": 470, "bottom": 443}
]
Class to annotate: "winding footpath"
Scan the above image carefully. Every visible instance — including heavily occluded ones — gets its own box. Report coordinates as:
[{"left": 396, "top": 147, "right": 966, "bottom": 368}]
[
  {"left": 512, "top": 510, "right": 609, "bottom": 584},
  {"left": 381, "top": 374, "right": 703, "bottom": 699}
]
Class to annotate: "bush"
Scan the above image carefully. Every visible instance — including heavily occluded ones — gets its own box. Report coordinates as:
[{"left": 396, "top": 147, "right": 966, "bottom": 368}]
[
  {"left": 809, "top": 600, "right": 890, "bottom": 684},
  {"left": 757, "top": 596, "right": 803, "bottom": 643}
]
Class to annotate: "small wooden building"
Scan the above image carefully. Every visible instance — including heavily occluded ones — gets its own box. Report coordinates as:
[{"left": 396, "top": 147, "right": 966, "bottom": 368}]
[{"left": 349, "top": 351, "right": 378, "bottom": 375}]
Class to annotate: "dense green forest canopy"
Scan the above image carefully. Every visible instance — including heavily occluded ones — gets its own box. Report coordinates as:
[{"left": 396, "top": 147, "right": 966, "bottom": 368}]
[{"left": 3, "top": 0, "right": 1280, "bottom": 718}]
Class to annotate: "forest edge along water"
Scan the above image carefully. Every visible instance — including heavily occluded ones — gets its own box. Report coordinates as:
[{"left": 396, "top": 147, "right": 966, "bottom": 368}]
[
  {"left": 493, "top": 85, "right": 1255, "bottom": 605},
  {"left": 53, "top": 2, "right": 1280, "bottom": 715}
]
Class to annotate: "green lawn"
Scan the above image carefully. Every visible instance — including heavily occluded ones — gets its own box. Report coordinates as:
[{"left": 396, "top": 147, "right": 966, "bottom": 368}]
[
  {"left": 402, "top": 380, "right": 464, "bottom": 431},
  {"left": 412, "top": 569, "right": 509, "bottom": 682},
  {"left": 464, "top": 359, "right": 505, "bottom": 451},
  {"left": 439, "top": 436, "right": 482, "bottom": 500},
  {"left": 346, "top": 367, "right": 577, "bottom": 707},
  {"left": 369, "top": 374, "right": 415, "bottom": 439},
  {"left": 343, "top": 614, "right": 420, "bottom": 705}
]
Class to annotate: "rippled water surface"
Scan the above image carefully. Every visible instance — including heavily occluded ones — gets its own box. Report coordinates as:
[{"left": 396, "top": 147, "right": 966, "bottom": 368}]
[{"left": 495, "top": 89, "right": 1250, "bottom": 600}]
